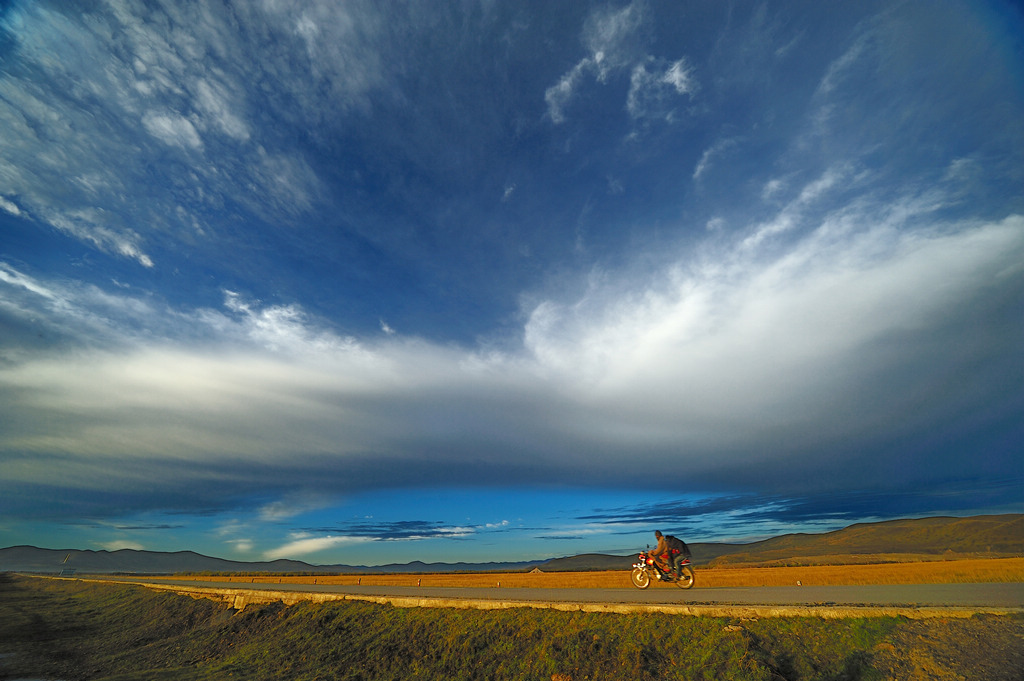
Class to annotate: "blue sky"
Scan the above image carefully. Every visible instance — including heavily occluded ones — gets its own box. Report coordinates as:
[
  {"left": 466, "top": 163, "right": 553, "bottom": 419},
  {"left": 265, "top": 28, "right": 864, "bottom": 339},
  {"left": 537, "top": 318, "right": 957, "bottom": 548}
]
[{"left": 1, "top": 0, "right": 1022, "bottom": 567}]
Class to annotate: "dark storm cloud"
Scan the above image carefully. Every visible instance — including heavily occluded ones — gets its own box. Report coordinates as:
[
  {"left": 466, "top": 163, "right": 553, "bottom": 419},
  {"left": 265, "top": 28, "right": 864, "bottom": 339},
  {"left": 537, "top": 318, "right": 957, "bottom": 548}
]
[
  {"left": 2, "top": 211, "right": 1023, "bottom": 525},
  {"left": 578, "top": 495, "right": 759, "bottom": 526},
  {"left": 302, "top": 520, "right": 473, "bottom": 542},
  {"left": 579, "top": 479, "right": 1024, "bottom": 537},
  {"left": 0, "top": 0, "right": 1021, "bottom": 562}
]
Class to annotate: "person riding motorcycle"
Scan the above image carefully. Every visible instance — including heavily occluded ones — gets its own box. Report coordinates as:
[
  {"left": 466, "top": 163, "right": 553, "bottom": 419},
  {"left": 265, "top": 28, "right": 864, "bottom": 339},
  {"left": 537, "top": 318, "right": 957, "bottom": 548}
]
[{"left": 647, "top": 530, "right": 690, "bottom": 579}]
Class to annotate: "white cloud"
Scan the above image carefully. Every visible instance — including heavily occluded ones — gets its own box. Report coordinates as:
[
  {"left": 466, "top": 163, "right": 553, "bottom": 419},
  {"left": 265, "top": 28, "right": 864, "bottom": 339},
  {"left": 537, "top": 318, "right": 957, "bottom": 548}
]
[
  {"left": 3, "top": 204, "right": 1019, "bottom": 502},
  {"left": 195, "top": 78, "right": 250, "bottom": 141},
  {"left": 0, "top": 0, "right": 380, "bottom": 263},
  {"left": 0, "top": 263, "right": 58, "bottom": 300},
  {"left": 259, "top": 495, "right": 331, "bottom": 522},
  {"left": 796, "top": 168, "right": 843, "bottom": 203},
  {"left": 0, "top": 196, "right": 21, "bottom": 216},
  {"left": 228, "top": 539, "right": 254, "bottom": 553},
  {"left": 0, "top": 0, "right": 1020, "bottom": 516},
  {"left": 0, "top": 210, "right": 1017, "bottom": 544},
  {"left": 662, "top": 59, "right": 695, "bottom": 95},
  {"left": 761, "top": 178, "right": 787, "bottom": 201},
  {"left": 545, "top": 58, "right": 592, "bottom": 124},
  {"left": 0, "top": 262, "right": 169, "bottom": 357},
  {"left": 582, "top": 2, "right": 645, "bottom": 80},
  {"left": 523, "top": 210, "right": 1024, "bottom": 458},
  {"left": 278, "top": 1, "right": 382, "bottom": 107},
  {"left": 741, "top": 166, "right": 846, "bottom": 249},
  {"left": 692, "top": 138, "right": 738, "bottom": 181},
  {"left": 420, "top": 526, "right": 474, "bottom": 540},
  {"left": 817, "top": 32, "right": 870, "bottom": 97},
  {"left": 223, "top": 290, "right": 359, "bottom": 354},
  {"left": 943, "top": 157, "right": 980, "bottom": 184},
  {"left": 264, "top": 535, "right": 371, "bottom": 560},
  {"left": 547, "top": 1, "right": 694, "bottom": 126},
  {"left": 627, "top": 57, "right": 696, "bottom": 121},
  {"left": 251, "top": 148, "right": 321, "bottom": 214},
  {"left": 100, "top": 540, "right": 145, "bottom": 551},
  {"left": 142, "top": 111, "right": 204, "bottom": 150}
]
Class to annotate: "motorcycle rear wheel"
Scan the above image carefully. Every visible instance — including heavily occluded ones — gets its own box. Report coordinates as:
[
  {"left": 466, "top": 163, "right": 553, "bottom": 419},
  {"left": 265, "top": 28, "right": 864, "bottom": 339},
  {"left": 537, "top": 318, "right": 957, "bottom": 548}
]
[
  {"left": 630, "top": 567, "right": 651, "bottom": 589},
  {"left": 675, "top": 566, "right": 695, "bottom": 589}
]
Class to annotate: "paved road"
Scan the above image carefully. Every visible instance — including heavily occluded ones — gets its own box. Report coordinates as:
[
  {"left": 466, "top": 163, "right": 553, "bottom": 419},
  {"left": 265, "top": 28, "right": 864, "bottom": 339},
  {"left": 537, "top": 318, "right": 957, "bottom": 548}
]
[{"left": 111, "top": 578, "right": 1024, "bottom": 610}]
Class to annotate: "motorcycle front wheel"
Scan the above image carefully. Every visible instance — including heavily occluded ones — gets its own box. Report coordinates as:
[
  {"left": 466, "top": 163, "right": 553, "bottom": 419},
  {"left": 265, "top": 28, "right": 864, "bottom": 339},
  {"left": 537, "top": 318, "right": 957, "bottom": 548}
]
[
  {"left": 675, "top": 566, "right": 695, "bottom": 589},
  {"left": 630, "top": 567, "right": 651, "bottom": 589}
]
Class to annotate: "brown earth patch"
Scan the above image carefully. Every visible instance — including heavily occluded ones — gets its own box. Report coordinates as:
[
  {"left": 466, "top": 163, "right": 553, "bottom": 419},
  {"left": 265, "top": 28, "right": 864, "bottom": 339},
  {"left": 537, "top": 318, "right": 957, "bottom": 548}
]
[{"left": 869, "top": 614, "right": 1024, "bottom": 680}]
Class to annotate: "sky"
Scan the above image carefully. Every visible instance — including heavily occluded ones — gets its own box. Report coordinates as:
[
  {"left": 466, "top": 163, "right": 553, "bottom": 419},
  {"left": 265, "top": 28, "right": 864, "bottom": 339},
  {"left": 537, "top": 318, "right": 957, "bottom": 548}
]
[{"left": 1, "top": 0, "right": 1022, "bottom": 567}]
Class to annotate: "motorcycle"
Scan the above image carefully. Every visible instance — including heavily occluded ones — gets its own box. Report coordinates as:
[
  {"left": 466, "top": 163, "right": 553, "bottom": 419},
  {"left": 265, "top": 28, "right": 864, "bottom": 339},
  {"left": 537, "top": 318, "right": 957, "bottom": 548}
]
[{"left": 630, "top": 551, "right": 695, "bottom": 590}]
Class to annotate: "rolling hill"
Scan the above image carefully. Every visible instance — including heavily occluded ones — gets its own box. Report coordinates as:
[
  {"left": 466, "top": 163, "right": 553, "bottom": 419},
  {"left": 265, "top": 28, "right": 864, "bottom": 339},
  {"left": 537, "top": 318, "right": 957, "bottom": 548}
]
[
  {"left": 0, "top": 545, "right": 540, "bottom": 575},
  {"left": 2, "top": 514, "right": 1020, "bottom": 574},
  {"left": 701, "top": 513, "right": 1024, "bottom": 566},
  {"left": 0, "top": 546, "right": 332, "bottom": 575}
]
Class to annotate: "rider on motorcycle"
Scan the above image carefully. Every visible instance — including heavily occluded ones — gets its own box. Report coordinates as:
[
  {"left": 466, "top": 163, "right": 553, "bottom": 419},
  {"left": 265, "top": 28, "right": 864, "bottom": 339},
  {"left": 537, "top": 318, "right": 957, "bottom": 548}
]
[{"left": 648, "top": 530, "right": 691, "bottom": 578}]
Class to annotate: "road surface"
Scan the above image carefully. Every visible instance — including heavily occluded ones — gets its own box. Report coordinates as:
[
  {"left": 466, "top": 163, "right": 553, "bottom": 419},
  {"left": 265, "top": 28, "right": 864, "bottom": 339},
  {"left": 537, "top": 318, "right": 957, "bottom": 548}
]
[{"left": 94, "top": 577, "right": 1024, "bottom": 618}]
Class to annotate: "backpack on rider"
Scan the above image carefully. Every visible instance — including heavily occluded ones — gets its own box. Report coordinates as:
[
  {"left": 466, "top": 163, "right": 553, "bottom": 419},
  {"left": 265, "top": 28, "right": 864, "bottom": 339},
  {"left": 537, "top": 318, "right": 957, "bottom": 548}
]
[{"left": 664, "top": 534, "right": 691, "bottom": 560}]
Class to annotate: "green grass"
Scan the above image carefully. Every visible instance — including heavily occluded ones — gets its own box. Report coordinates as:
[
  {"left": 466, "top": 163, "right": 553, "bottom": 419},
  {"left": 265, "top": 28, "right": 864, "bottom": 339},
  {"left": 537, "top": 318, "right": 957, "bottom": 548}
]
[{"left": 0, "top": 573, "right": 945, "bottom": 680}]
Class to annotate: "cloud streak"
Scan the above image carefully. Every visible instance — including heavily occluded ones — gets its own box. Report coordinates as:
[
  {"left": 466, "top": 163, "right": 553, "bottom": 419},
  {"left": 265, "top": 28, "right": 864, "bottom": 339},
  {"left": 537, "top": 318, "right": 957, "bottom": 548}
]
[
  {"left": 264, "top": 534, "right": 372, "bottom": 561},
  {"left": 263, "top": 521, "right": 479, "bottom": 560},
  {"left": 545, "top": 1, "right": 694, "bottom": 125},
  {"left": 0, "top": 0, "right": 387, "bottom": 267},
  {"left": 3, "top": 191, "right": 1020, "bottom": 519}
]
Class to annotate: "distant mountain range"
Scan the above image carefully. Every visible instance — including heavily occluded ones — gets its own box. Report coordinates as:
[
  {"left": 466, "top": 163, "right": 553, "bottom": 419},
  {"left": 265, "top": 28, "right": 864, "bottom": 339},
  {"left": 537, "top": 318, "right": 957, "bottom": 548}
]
[
  {"left": 0, "top": 545, "right": 543, "bottom": 575},
  {"left": 3, "top": 514, "right": 1020, "bottom": 575}
]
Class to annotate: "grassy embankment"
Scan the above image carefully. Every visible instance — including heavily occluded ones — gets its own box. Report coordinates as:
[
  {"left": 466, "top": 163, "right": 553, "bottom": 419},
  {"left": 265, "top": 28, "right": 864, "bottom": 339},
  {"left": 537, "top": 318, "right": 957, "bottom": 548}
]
[
  {"left": 3, "top": 572, "right": 1003, "bottom": 681},
  {"left": 166, "top": 556, "right": 1024, "bottom": 588}
]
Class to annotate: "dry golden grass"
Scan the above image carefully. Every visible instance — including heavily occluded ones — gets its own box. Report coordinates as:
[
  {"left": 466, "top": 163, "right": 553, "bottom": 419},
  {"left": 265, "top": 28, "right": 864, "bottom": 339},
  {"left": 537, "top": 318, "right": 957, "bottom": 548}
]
[
  {"left": 688, "top": 557, "right": 1024, "bottom": 587},
  {"left": 167, "top": 556, "right": 1024, "bottom": 588}
]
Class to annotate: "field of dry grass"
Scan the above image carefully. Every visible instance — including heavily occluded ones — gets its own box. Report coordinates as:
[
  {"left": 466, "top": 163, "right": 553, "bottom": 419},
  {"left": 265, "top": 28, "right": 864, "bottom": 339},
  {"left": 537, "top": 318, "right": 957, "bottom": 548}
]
[
  {"left": 21, "top": 573, "right": 1024, "bottom": 681},
  {"left": 166, "top": 556, "right": 1024, "bottom": 588}
]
